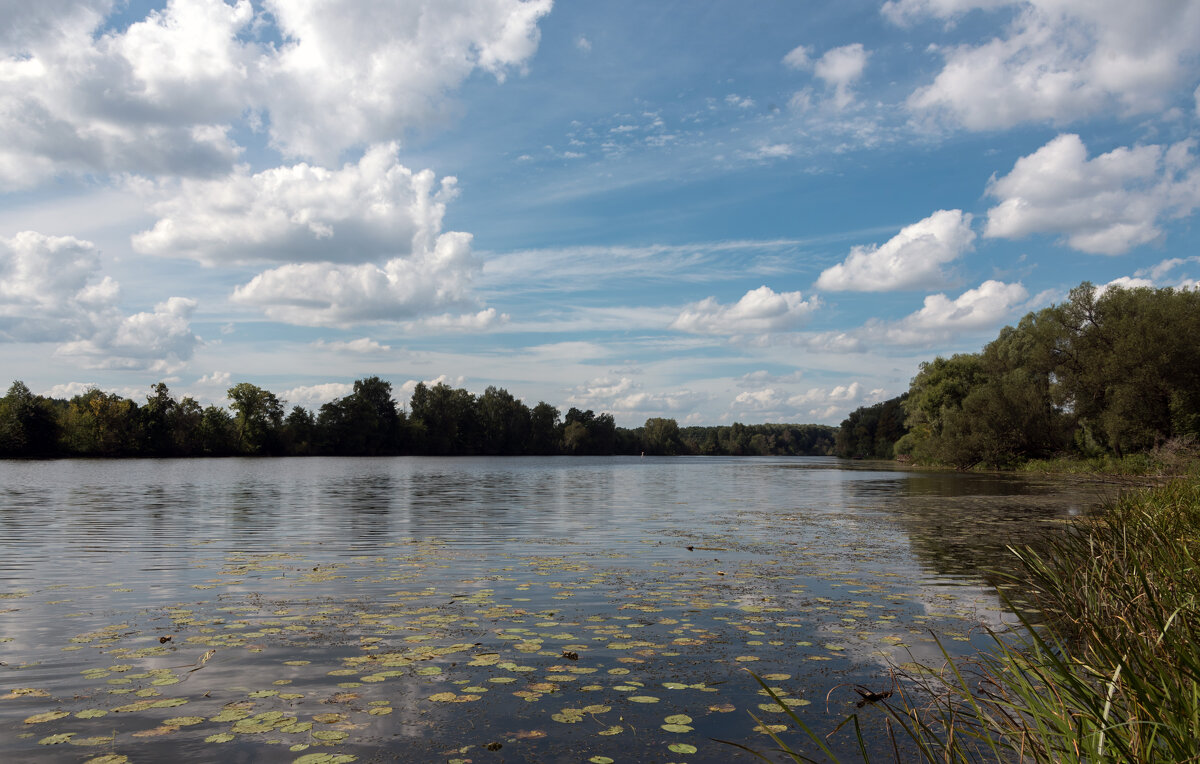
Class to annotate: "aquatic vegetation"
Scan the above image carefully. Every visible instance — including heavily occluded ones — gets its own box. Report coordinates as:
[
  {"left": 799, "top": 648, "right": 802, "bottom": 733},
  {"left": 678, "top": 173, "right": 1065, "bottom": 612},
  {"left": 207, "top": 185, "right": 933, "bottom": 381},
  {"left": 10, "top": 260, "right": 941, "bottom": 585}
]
[
  {"left": 0, "top": 457, "right": 1107, "bottom": 761},
  {"left": 743, "top": 477, "right": 1200, "bottom": 763}
]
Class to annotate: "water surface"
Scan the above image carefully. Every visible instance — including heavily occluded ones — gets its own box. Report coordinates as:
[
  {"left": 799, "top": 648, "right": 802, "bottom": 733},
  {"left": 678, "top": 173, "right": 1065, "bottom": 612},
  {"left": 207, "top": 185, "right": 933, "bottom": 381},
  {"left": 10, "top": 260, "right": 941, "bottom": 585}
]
[{"left": 0, "top": 456, "right": 1110, "bottom": 762}]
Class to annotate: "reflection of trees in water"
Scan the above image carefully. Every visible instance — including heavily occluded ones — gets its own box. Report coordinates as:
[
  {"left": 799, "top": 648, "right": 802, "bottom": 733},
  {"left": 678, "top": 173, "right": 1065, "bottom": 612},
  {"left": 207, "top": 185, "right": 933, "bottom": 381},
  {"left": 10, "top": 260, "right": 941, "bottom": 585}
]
[{"left": 845, "top": 471, "right": 1108, "bottom": 588}]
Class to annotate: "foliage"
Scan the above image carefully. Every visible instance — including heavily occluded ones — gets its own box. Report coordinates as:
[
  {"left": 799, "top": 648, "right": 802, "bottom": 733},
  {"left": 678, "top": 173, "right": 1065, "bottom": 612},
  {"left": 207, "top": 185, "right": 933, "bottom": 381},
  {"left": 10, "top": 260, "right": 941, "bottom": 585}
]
[
  {"left": 742, "top": 476, "right": 1200, "bottom": 763},
  {"left": 1, "top": 378, "right": 834, "bottom": 459},
  {"left": 862, "top": 282, "right": 1197, "bottom": 469},
  {"left": 835, "top": 395, "right": 908, "bottom": 459}
]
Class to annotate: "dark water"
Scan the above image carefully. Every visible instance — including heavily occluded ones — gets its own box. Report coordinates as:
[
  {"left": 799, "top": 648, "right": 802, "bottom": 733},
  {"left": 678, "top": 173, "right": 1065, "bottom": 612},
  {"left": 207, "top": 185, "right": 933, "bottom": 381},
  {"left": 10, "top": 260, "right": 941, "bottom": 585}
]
[{"left": 0, "top": 456, "right": 1110, "bottom": 763}]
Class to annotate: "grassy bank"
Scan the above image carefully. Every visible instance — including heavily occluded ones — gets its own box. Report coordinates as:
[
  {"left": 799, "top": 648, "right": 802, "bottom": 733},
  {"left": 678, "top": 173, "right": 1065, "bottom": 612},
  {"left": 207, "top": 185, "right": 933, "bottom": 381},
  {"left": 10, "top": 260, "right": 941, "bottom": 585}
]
[{"left": 749, "top": 475, "right": 1200, "bottom": 762}]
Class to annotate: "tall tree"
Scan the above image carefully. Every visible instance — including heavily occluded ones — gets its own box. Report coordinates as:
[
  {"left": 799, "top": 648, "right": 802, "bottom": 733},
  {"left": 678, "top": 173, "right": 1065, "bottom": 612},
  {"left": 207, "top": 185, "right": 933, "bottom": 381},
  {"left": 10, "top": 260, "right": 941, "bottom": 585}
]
[{"left": 227, "top": 383, "right": 284, "bottom": 455}]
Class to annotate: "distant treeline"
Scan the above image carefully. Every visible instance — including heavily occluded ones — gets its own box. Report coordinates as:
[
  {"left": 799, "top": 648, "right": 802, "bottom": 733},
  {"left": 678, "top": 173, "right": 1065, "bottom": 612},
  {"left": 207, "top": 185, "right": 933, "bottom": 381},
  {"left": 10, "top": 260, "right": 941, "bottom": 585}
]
[
  {"left": 0, "top": 377, "right": 835, "bottom": 459},
  {"left": 836, "top": 282, "right": 1200, "bottom": 468}
]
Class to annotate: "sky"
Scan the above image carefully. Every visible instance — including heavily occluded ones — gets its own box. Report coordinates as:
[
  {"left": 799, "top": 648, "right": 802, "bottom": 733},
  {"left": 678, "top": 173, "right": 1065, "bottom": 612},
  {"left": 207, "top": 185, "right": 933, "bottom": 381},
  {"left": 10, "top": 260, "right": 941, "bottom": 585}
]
[{"left": 2, "top": 0, "right": 1199, "bottom": 426}]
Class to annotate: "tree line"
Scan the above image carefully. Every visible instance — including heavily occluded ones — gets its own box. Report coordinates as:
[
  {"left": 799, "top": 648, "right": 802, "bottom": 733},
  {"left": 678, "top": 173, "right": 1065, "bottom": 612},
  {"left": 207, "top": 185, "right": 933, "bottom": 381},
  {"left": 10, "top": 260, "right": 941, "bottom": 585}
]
[
  {"left": 835, "top": 282, "right": 1200, "bottom": 468},
  {"left": 0, "top": 377, "right": 835, "bottom": 459}
]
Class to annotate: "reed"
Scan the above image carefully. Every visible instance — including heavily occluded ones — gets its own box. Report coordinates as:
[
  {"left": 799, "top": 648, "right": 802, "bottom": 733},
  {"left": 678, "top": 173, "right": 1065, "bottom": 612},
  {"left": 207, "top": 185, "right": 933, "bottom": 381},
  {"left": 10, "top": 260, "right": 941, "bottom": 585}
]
[{"left": 741, "top": 477, "right": 1200, "bottom": 763}]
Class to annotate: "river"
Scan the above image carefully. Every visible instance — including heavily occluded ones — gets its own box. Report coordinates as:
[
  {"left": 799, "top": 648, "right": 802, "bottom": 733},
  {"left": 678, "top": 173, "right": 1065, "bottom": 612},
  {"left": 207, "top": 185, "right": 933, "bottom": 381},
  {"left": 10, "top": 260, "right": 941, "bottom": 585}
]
[{"left": 0, "top": 456, "right": 1110, "bottom": 762}]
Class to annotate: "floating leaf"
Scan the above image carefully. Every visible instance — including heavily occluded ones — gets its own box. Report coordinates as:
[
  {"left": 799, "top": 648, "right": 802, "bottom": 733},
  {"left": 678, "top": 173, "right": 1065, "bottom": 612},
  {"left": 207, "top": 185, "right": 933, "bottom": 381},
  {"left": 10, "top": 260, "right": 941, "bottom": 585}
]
[
  {"left": 83, "top": 756, "right": 130, "bottom": 764},
  {"left": 668, "top": 743, "right": 698, "bottom": 754},
  {"left": 205, "top": 733, "right": 236, "bottom": 743},
  {"left": 311, "top": 730, "right": 348, "bottom": 742},
  {"left": 626, "top": 696, "right": 659, "bottom": 703},
  {"left": 24, "top": 711, "right": 69, "bottom": 724},
  {"left": 367, "top": 707, "right": 393, "bottom": 716},
  {"left": 597, "top": 725, "right": 623, "bottom": 736},
  {"left": 38, "top": 733, "right": 75, "bottom": 745},
  {"left": 4, "top": 688, "right": 50, "bottom": 699},
  {"left": 76, "top": 709, "right": 108, "bottom": 719},
  {"left": 589, "top": 758, "right": 615, "bottom": 764},
  {"left": 312, "top": 713, "right": 344, "bottom": 724}
]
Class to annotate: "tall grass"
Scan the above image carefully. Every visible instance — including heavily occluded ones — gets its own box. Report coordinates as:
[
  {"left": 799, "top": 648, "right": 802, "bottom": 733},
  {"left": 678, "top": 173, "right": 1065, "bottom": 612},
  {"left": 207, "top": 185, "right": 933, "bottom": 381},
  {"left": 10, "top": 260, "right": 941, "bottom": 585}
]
[{"left": 741, "top": 477, "right": 1200, "bottom": 763}]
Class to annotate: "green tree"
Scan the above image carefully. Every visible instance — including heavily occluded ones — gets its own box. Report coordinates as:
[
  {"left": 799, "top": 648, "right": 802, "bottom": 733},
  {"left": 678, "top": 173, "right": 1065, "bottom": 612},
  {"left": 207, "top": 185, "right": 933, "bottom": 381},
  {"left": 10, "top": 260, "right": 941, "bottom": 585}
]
[
  {"left": 227, "top": 383, "right": 284, "bottom": 455},
  {"left": 142, "top": 382, "right": 179, "bottom": 455},
  {"left": 0, "top": 381, "right": 60, "bottom": 457},
  {"left": 476, "top": 386, "right": 531, "bottom": 455},
  {"left": 528, "top": 402, "right": 561, "bottom": 454},
  {"left": 641, "top": 417, "right": 684, "bottom": 455},
  {"left": 409, "top": 382, "right": 478, "bottom": 455},
  {"left": 62, "top": 388, "right": 141, "bottom": 457}
]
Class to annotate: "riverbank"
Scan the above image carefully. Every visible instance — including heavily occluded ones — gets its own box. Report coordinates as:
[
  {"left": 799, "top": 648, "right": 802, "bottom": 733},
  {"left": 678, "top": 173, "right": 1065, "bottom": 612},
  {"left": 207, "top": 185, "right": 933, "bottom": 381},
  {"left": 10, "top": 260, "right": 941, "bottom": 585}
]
[{"left": 765, "top": 473, "right": 1200, "bottom": 762}]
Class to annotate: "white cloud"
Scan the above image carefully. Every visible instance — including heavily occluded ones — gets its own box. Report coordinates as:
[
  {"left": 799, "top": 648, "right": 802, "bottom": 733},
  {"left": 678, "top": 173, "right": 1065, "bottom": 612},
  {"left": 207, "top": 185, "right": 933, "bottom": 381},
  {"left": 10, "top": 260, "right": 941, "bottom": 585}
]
[
  {"left": 816, "top": 209, "right": 975, "bottom": 291},
  {"left": 670, "top": 286, "right": 819, "bottom": 335},
  {"left": 261, "top": 0, "right": 552, "bottom": 162},
  {"left": 1134, "top": 256, "right": 1200, "bottom": 284},
  {"left": 575, "top": 35, "right": 592, "bottom": 52},
  {"left": 874, "top": 280, "right": 1029, "bottom": 345},
  {"left": 313, "top": 338, "right": 392, "bottom": 353},
  {"left": 0, "top": 231, "right": 118, "bottom": 342},
  {"left": 567, "top": 376, "right": 707, "bottom": 415},
  {"left": 0, "top": 0, "right": 552, "bottom": 186},
  {"left": 730, "top": 381, "right": 875, "bottom": 422},
  {"left": 56, "top": 296, "right": 200, "bottom": 373},
  {"left": 1098, "top": 276, "right": 1154, "bottom": 295},
  {"left": 904, "top": 0, "right": 1200, "bottom": 130},
  {"left": 281, "top": 383, "right": 355, "bottom": 409},
  {"left": 407, "top": 308, "right": 509, "bottom": 332},
  {"left": 814, "top": 44, "right": 870, "bottom": 109},
  {"left": 984, "top": 134, "right": 1200, "bottom": 255},
  {"left": 196, "top": 370, "right": 232, "bottom": 387},
  {"left": 738, "top": 143, "right": 794, "bottom": 161},
  {"left": 42, "top": 381, "right": 99, "bottom": 399},
  {"left": 882, "top": 0, "right": 1010, "bottom": 25},
  {"left": 782, "top": 44, "right": 812, "bottom": 70},
  {"left": 0, "top": 0, "right": 251, "bottom": 187},
  {"left": 231, "top": 230, "right": 479, "bottom": 327},
  {"left": 397, "top": 374, "right": 467, "bottom": 402},
  {"left": 133, "top": 143, "right": 460, "bottom": 265}
]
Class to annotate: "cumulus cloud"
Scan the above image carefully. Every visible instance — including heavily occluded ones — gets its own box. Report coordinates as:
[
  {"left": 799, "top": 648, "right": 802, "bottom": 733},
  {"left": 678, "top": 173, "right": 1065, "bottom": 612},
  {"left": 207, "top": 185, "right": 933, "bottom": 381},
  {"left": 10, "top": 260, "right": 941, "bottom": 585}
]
[
  {"left": 782, "top": 44, "right": 812, "bottom": 70},
  {"left": 407, "top": 308, "right": 510, "bottom": 332},
  {"left": 0, "top": 0, "right": 251, "bottom": 187},
  {"left": 984, "top": 134, "right": 1200, "bottom": 255},
  {"left": 567, "top": 377, "right": 707, "bottom": 415},
  {"left": 133, "top": 143, "right": 460, "bottom": 265},
  {"left": 56, "top": 296, "right": 200, "bottom": 373},
  {"left": 0, "top": 231, "right": 118, "bottom": 342},
  {"left": 261, "top": 0, "right": 552, "bottom": 162},
  {"left": 670, "top": 286, "right": 819, "bottom": 335},
  {"left": 816, "top": 209, "right": 975, "bottom": 291},
  {"left": 814, "top": 43, "right": 870, "bottom": 109},
  {"left": 903, "top": 0, "right": 1200, "bottom": 130},
  {"left": 0, "top": 231, "right": 201, "bottom": 371},
  {"left": 397, "top": 374, "right": 467, "bottom": 402},
  {"left": 731, "top": 381, "right": 877, "bottom": 422},
  {"left": 231, "top": 229, "right": 478, "bottom": 327},
  {"left": 0, "top": 0, "right": 552, "bottom": 186},
  {"left": 280, "top": 383, "right": 355, "bottom": 409},
  {"left": 196, "top": 370, "right": 232, "bottom": 387},
  {"left": 876, "top": 280, "right": 1029, "bottom": 345},
  {"left": 42, "top": 381, "right": 100, "bottom": 399}
]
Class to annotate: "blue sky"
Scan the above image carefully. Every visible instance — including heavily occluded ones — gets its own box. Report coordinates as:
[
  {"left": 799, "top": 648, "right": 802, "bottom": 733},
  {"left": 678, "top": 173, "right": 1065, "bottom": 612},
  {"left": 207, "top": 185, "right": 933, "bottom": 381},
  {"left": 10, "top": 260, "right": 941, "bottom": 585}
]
[{"left": 2, "top": 0, "right": 1199, "bottom": 425}]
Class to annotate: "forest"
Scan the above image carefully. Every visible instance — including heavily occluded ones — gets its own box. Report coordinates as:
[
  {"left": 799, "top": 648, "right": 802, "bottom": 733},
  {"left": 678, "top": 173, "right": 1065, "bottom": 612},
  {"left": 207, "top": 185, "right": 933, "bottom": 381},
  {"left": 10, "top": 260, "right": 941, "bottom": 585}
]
[
  {"left": 835, "top": 282, "right": 1200, "bottom": 468},
  {"left": 0, "top": 377, "right": 835, "bottom": 459}
]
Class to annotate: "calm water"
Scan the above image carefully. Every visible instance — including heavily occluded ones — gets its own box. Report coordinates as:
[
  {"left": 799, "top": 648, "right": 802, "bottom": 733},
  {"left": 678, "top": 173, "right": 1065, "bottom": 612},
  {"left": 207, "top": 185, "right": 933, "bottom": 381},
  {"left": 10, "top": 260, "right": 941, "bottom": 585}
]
[{"left": 0, "top": 456, "right": 1111, "bottom": 763}]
